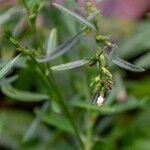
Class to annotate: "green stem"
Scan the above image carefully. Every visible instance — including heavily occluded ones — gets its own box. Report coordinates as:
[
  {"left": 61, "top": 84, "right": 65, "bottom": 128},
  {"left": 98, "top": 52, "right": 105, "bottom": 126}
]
[
  {"left": 82, "top": 73, "right": 97, "bottom": 150},
  {"left": 84, "top": 112, "right": 97, "bottom": 150},
  {"left": 85, "top": 112, "right": 92, "bottom": 150},
  {"left": 22, "top": 0, "right": 42, "bottom": 51},
  {"left": 22, "top": 1, "right": 83, "bottom": 147},
  {"left": 29, "top": 54, "right": 84, "bottom": 149},
  {"left": 83, "top": 74, "right": 93, "bottom": 150}
]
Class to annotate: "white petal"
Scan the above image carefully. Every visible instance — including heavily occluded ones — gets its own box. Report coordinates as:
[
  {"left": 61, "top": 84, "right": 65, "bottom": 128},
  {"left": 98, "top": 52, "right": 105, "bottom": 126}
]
[{"left": 97, "top": 96, "right": 105, "bottom": 106}]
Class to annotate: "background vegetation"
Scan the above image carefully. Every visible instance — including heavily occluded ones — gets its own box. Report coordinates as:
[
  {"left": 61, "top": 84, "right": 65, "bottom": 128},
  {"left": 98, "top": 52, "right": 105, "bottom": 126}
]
[{"left": 0, "top": 0, "right": 150, "bottom": 150}]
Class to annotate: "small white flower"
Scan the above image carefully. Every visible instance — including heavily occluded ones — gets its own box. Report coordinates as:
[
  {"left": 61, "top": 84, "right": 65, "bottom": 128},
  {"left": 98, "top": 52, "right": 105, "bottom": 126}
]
[{"left": 97, "top": 95, "right": 105, "bottom": 106}]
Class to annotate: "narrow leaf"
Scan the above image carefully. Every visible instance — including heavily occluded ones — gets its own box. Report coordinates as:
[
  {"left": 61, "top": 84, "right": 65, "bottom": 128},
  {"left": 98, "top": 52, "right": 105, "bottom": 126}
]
[
  {"left": 53, "top": 3, "right": 96, "bottom": 31},
  {"left": 1, "top": 85, "right": 49, "bottom": 102},
  {"left": 46, "top": 28, "right": 57, "bottom": 56},
  {"left": 112, "top": 57, "right": 145, "bottom": 72},
  {"left": 118, "top": 23, "right": 150, "bottom": 59},
  {"left": 112, "top": 97, "right": 146, "bottom": 113},
  {"left": 72, "top": 100, "right": 115, "bottom": 114},
  {"left": 107, "top": 44, "right": 118, "bottom": 65},
  {"left": 51, "top": 59, "right": 90, "bottom": 71},
  {"left": 0, "top": 7, "right": 22, "bottom": 26},
  {"left": 37, "top": 31, "right": 82, "bottom": 62},
  {"left": 0, "top": 75, "right": 18, "bottom": 87},
  {"left": 135, "top": 52, "right": 150, "bottom": 69},
  {"left": 23, "top": 102, "right": 49, "bottom": 142},
  {"left": 72, "top": 97, "right": 145, "bottom": 114},
  {"left": 0, "top": 54, "right": 22, "bottom": 79},
  {"left": 44, "top": 113, "right": 74, "bottom": 134},
  {"left": 0, "top": 56, "right": 27, "bottom": 69}
]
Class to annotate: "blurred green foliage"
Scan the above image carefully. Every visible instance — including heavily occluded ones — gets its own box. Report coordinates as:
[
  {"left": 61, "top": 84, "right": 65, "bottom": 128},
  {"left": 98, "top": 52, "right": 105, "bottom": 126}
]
[{"left": 0, "top": 1, "right": 150, "bottom": 150}]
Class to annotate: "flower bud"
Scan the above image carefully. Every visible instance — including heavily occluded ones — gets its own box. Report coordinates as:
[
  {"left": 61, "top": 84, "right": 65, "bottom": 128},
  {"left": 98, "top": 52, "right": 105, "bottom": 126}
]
[
  {"left": 101, "top": 67, "right": 112, "bottom": 79},
  {"left": 97, "top": 95, "right": 105, "bottom": 106},
  {"left": 100, "top": 54, "right": 106, "bottom": 66}
]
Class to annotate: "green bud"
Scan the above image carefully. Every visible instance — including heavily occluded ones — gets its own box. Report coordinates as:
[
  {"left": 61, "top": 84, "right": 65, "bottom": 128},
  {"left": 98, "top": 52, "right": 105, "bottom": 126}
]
[
  {"left": 100, "top": 54, "right": 106, "bottom": 67},
  {"left": 105, "top": 41, "right": 112, "bottom": 46},
  {"left": 95, "top": 35, "right": 109, "bottom": 43},
  {"left": 16, "top": 47, "right": 29, "bottom": 54},
  {"left": 90, "top": 78, "right": 95, "bottom": 87},
  {"left": 95, "top": 76, "right": 100, "bottom": 83},
  {"left": 95, "top": 83, "right": 101, "bottom": 90},
  {"left": 86, "top": 1, "right": 97, "bottom": 13},
  {"left": 82, "top": 26, "right": 91, "bottom": 35},
  {"left": 101, "top": 67, "right": 112, "bottom": 79},
  {"left": 90, "top": 75, "right": 101, "bottom": 89},
  {"left": 10, "top": 37, "right": 20, "bottom": 47}
]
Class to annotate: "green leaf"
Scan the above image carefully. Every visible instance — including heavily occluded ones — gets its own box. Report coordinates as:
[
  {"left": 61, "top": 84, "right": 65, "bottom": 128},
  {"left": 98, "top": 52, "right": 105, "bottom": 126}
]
[
  {"left": 0, "top": 54, "right": 22, "bottom": 79},
  {"left": 127, "top": 77, "right": 150, "bottom": 97},
  {"left": 135, "top": 52, "right": 150, "bottom": 69},
  {"left": 9, "top": 37, "right": 20, "bottom": 47},
  {"left": 23, "top": 0, "right": 46, "bottom": 23},
  {"left": 23, "top": 102, "right": 49, "bottom": 142},
  {"left": 72, "top": 100, "right": 115, "bottom": 114},
  {"left": 51, "top": 59, "right": 90, "bottom": 71},
  {"left": 37, "top": 31, "right": 82, "bottom": 62},
  {"left": 0, "top": 7, "right": 22, "bottom": 26},
  {"left": 72, "top": 97, "right": 146, "bottom": 114},
  {"left": 53, "top": 3, "right": 96, "bottom": 31},
  {"left": 112, "top": 97, "right": 146, "bottom": 113},
  {"left": 46, "top": 28, "right": 57, "bottom": 56},
  {"left": 0, "top": 56, "right": 27, "bottom": 69},
  {"left": 0, "top": 110, "right": 51, "bottom": 149},
  {"left": 0, "top": 75, "right": 18, "bottom": 87},
  {"left": 112, "top": 57, "right": 145, "bottom": 72},
  {"left": 118, "top": 21, "right": 150, "bottom": 59},
  {"left": 1, "top": 85, "right": 49, "bottom": 102},
  {"left": 44, "top": 113, "right": 74, "bottom": 134}
]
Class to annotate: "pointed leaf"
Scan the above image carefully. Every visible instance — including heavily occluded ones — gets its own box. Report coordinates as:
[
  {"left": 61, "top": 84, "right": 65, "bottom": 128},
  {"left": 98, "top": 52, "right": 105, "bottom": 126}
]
[
  {"left": 0, "top": 7, "right": 22, "bottom": 26},
  {"left": 118, "top": 22, "right": 150, "bottom": 59},
  {"left": 0, "top": 54, "right": 22, "bottom": 79},
  {"left": 1, "top": 85, "right": 49, "bottom": 102},
  {"left": 37, "top": 31, "right": 82, "bottom": 62},
  {"left": 51, "top": 59, "right": 90, "bottom": 71},
  {"left": 107, "top": 44, "right": 118, "bottom": 65},
  {"left": 135, "top": 52, "right": 150, "bottom": 69},
  {"left": 44, "top": 113, "right": 74, "bottom": 134},
  {"left": 112, "top": 57, "right": 145, "bottom": 72},
  {"left": 46, "top": 28, "right": 57, "bottom": 56},
  {"left": 0, "top": 56, "right": 27, "bottom": 69},
  {"left": 0, "top": 75, "right": 18, "bottom": 87},
  {"left": 112, "top": 97, "right": 146, "bottom": 113},
  {"left": 53, "top": 3, "right": 96, "bottom": 31},
  {"left": 72, "top": 97, "right": 145, "bottom": 114},
  {"left": 72, "top": 100, "right": 115, "bottom": 114},
  {"left": 23, "top": 102, "right": 49, "bottom": 142}
]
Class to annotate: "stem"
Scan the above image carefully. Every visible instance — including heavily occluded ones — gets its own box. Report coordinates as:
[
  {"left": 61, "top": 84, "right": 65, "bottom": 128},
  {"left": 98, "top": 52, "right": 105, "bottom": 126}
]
[
  {"left": 84, "top": 110, "right": 97, "bottom": 150},
  {"left": 83, "top": 74, "right": 92, "bottom": 150},
  {"left": 85, "top": 113, "right": 92, "bottom": 150},
  {"left": 82, "top": 73, "right": 97, "bottom": 150},
  {"left": 22, "top": 1, "right": 83, "bottom": 148},
  {"left": 30, "top": 54, "right": 84, "bottom": 149},
  {"left": 22, "top": 0, "right": 42, "bottom": 50}
]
